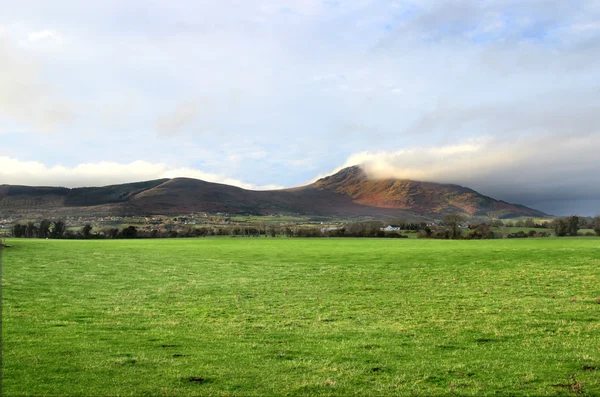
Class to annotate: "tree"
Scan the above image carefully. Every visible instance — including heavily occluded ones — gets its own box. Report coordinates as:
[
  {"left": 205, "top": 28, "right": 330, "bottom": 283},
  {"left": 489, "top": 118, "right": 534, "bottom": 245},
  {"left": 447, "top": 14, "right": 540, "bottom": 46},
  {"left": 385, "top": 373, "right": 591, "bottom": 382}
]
[
  {"left": 468, "top": 223, "right": 495, "bottom": 239},
  {"left": 567, "top": 216, "right": 579, "bottom": 236},
  {"left": 26, "top": 222, "right": 38, "bottom": 238},
  {"left": 594, "top": 216, "right": 600, "bottom": 236},
  {"left": 51, "top": 220, "right": 66, "bottom": 238},
  {"left": 443, "top": 214, "right": 464, "bottom": 239},
  {"left": 39, "top": 219, "right": 52, "bottom": 238},
  {"left": 552, "top": 219, "right": 568, "bottom": 237},
  {"left": 121, "top": 226, "right": 137, "bottom": 239},
  {"left": 103, "top": 227, "right": 120, "bottom": 239},
  {"left": 12, "top": 224, "right": 25, "bottom": 238},
  {"left": 491, "top": 220, "right": 503, "bottom": 228},
  {"left": 81, "top": 224, "right": 93, "bottom": 239},
  {"left": 578, "top": 217, "right": 591, "bottom": 229},
  {"left": 423, "top": 225, "right": 433, "bottom": 238},
  {"left": 524, "top": 218, "right": 535, "bottom": 228},
  {"left": 485, "top": 211, "right": 501, "bottom": 221}
]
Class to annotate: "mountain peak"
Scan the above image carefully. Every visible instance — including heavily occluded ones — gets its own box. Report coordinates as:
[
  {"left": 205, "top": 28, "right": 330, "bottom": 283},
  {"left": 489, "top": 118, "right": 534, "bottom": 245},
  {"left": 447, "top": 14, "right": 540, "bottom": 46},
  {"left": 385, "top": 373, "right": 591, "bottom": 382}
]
[
  {"left": 314, "top": 165, "right": 367, "bottom": 185},
  {"left": 309, "top": 165, "right": 546, "bottom": 218}
]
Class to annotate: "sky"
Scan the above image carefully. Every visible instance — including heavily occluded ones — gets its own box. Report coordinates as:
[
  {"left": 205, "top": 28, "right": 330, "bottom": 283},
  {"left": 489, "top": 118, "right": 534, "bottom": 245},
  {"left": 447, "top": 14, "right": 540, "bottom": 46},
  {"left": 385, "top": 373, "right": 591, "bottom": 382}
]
[{"left": 1, "top": 0, "right": 599, "bottom": 216}]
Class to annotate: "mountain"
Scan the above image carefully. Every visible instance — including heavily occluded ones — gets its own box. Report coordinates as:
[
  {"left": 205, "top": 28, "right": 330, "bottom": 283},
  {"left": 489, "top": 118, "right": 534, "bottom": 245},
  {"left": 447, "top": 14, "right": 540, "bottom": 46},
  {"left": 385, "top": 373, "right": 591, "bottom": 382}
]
[
  {"left": 311, "top": 166, "right": 546, "bottom": 218},
  {"left": 0, "top": 166, "right": 547, "bottom": 220}
]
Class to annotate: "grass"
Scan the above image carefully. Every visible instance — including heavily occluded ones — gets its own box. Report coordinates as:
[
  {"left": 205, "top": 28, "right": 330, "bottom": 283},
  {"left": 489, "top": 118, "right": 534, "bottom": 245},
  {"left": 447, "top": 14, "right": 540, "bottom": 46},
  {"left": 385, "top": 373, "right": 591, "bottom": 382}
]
[{"left": 2, "top": 237, "right": 600, "bottom": 396}]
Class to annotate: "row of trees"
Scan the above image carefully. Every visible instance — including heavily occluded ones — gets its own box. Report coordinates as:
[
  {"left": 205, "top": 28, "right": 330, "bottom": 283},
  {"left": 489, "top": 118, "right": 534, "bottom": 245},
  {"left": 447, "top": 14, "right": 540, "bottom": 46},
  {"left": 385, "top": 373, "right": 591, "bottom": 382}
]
[
  {"left": 551, "top": 216, "right": 581, "bottom": 237},
  {"left": 489, "top": 216, "right": 600, "bottom": 230},
  {"left": 549, "top": 216, "right": 600, "bottom": 237},
  {"left": 10, "top": 215, "right": 600, "bottom": 240},
  {"left": 504, "top": 216, "right": 600, "bottom": 231},
  {"left": 426, "top": 214, "right": 600, "bottom": 240},
  {"left": 12, "top": 222, "right": 168, "bottom": 239},
  {"left": 12, "top": 220, "right": 66, "bottom": 238},
  {"left": 9, "top": 221, "right": 408, "bottom": 239}
]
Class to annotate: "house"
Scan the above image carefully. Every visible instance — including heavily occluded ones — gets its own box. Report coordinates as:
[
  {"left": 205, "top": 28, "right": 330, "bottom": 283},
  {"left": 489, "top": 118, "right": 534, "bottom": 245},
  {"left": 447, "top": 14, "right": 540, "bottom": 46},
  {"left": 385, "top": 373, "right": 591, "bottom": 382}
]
[
  {"left": 381, "top": 225, "right": 401, "bottom": 232},
  {"left": 320, "top": 227, "right": 340, "bottom": 234}
]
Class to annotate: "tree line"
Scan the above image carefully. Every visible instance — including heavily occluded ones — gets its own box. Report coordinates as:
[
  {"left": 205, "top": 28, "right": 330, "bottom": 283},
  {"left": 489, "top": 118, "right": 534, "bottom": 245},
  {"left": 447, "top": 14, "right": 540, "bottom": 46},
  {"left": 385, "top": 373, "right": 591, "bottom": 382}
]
[
  {"left": 9, "top": 221, "right": 407, "bottom": 239},
  {"left": 9, "top": 215, "right": 600, "bottom": 240},
  {"left": 420, "top": 215, "right": 600, "bottom": 240},
  {"left": 12, "top": 220, "right": 66, "bottom": 238},
  {"left": 549, "top": 216, "right": 595, "bottom": 237}
]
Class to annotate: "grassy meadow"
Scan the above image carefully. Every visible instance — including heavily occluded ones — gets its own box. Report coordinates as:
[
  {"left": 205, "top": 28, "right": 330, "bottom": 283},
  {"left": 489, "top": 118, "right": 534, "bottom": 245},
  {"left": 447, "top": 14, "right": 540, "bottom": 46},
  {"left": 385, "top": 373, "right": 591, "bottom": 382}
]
[{"left": 2, "top": 237, "right": 600, "bottom": 396}]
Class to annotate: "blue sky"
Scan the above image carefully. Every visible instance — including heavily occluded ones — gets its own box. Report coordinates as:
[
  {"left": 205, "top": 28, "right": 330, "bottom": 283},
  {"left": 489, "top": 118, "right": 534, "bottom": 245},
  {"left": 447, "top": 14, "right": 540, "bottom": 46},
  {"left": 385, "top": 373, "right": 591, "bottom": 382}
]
[{"left": 1, "top": 0, "right": 599, "bottom": 215}]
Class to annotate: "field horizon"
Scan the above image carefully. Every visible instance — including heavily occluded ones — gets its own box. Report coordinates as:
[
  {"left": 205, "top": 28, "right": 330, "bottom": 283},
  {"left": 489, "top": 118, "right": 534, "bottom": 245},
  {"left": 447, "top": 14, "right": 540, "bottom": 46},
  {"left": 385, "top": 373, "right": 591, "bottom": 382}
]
[{"left": 2, "top": 237, "right": 599, "bottom": 396}]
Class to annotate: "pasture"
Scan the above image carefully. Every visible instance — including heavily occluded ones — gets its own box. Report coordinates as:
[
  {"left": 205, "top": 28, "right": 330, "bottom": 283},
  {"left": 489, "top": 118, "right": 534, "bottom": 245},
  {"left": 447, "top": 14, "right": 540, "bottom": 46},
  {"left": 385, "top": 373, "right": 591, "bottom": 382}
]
[{"left": 2, "top": 238, "right": 600, "bottom": 396}]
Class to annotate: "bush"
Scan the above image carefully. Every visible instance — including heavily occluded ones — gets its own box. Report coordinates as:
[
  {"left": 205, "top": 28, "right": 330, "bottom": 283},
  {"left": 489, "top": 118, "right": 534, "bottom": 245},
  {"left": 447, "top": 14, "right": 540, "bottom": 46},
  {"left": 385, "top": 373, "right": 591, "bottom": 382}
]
[
  {"left": 507, "top": 231, "right": 528, "bottom": 238},
  {"left": 121, "top": 226, "right": 138, "bottom": 239}
]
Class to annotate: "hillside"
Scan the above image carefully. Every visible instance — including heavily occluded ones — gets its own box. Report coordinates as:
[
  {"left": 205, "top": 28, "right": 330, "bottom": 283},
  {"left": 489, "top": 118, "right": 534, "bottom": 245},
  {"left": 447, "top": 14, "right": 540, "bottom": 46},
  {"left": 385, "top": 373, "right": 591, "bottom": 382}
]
[
  {"left": 0, "top": 166, "right": 547, "bottom": 220},
  {"left": 311, "top": 166, "right": 546, "bottom": 218}
]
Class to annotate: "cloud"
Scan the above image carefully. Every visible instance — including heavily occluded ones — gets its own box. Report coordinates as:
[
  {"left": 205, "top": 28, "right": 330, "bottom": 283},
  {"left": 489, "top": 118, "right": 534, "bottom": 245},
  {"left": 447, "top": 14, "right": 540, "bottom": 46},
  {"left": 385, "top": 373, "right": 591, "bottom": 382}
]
[
  {"left": 28, "top": 29, "right": 62, "bottom": 42},
  {"left": 0, "top": 157, "right": 283, "bottom": 190},
  {"left": 0, "top": 38, "right": 74, "bottom": 131},
  {"left": 373, "top": 0, "right": 585, "bottom": 48},
  {"left": 155, "top": 102, "right": 198, "bottom": 137},
  {"left": 342, "top": 132, "right": 600, "bottom": 215},
  {"left": 161, "top": 168, "right": 283, "bottom": 190}
]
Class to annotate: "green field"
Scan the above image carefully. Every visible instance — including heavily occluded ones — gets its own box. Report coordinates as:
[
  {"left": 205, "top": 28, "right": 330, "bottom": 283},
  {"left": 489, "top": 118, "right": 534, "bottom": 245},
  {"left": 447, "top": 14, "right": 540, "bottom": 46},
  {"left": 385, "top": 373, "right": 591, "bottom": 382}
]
[{"left": 2, "top": 238, "right": 600, "bottom": 396}]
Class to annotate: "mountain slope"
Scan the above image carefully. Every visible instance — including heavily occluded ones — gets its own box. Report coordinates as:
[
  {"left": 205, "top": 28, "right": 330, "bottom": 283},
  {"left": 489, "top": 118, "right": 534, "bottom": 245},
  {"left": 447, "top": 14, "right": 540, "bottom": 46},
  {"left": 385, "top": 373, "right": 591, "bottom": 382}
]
[
  {"left": 0, "top": 166, "right": 547, "bottom": 219},
  {"left": 311, "top": 166, "right": 546, "bottom": 217}
]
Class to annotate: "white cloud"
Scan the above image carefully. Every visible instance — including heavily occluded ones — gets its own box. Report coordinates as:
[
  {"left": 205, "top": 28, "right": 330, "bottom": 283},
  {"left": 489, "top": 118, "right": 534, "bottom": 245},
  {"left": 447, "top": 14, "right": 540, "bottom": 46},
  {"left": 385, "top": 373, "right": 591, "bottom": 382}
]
[
  {"left": 28, "top": 29, "right": 62, "bottom": 42},
  {"left": 162, "top": 168, "right": 283, "bottom": 190},
  {"left": 0, "top": 38, "right": 74, "bottom": 131},
  {"left": 0, "top": 157, "right": 283, "bottom": 190},
  {"left": 155, "top": 103, "right": 198, "bottom": 136},
  {"left": 344, "top": 139, "right": 514, "bottom": 183}
]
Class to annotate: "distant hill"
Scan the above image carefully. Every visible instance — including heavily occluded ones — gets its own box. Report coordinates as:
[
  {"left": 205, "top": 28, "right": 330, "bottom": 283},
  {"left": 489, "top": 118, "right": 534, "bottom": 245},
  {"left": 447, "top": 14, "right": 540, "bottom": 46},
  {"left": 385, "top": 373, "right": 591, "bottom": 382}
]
[{"left": 0, "top": 166, "right": 547, "bottom": 220}]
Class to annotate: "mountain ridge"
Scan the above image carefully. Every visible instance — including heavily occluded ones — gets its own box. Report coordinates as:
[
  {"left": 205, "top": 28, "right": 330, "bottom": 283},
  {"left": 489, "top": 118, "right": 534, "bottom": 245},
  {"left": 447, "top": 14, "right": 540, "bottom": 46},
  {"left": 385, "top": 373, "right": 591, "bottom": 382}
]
[{"left": 0, "top": 166, "right": 547, "bottom": 220}]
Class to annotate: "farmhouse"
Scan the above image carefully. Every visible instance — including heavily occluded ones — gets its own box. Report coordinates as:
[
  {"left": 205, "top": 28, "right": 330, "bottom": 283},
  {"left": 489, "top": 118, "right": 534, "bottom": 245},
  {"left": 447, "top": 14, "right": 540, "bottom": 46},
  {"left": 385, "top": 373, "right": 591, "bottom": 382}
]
[{"left": 320, "top": 227, "right": 340, "bottom": 234}]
